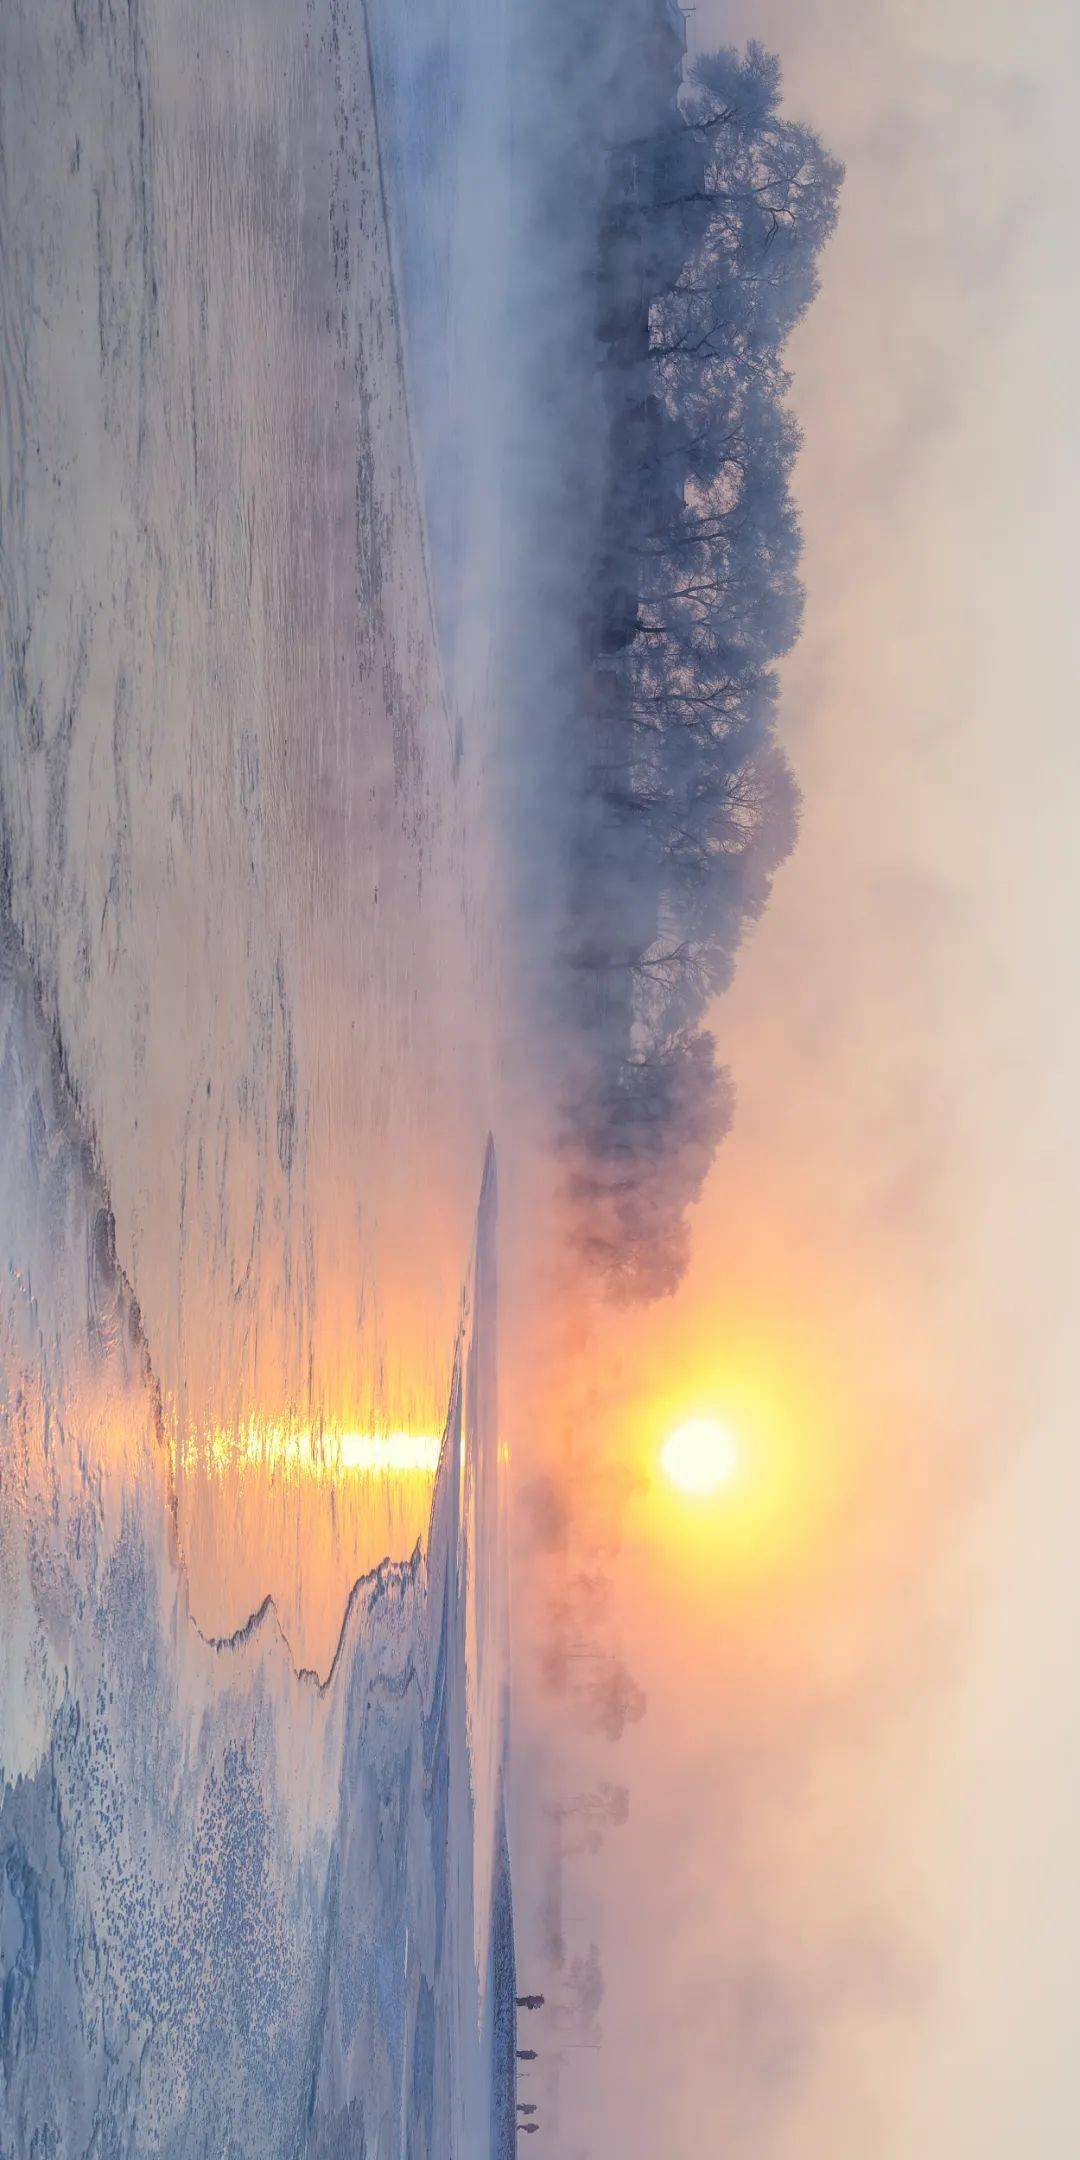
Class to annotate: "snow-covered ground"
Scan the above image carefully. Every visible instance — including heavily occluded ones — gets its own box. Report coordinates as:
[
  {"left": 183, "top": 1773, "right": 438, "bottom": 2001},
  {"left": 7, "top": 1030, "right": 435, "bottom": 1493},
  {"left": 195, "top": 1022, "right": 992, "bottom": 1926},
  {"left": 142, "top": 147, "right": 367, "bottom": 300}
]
[
  {"left": 0, "top": 0, "right": 518, "bottom": 2148},
  {"left": 0, "top": 0, "right": 503, "bottom": 1662},
  {"left": 0, "top": 928, "right": 513, "bottom": 2156}
]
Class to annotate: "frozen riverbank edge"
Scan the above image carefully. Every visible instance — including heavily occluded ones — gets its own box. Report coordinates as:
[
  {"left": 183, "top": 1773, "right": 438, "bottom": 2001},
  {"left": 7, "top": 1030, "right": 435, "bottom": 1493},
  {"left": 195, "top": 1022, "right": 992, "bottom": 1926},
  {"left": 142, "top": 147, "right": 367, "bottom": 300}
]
[{"left": 0, "top": 922, "right": 515, "bottom": 2158}]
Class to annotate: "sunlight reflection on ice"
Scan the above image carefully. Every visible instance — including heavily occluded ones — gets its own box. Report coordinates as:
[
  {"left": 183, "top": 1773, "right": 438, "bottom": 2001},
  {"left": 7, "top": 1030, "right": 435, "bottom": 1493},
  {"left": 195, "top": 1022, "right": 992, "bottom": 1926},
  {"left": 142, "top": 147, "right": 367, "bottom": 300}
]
[{"left": 185, "top": 1421, "right": 444, "bottom": 1477}]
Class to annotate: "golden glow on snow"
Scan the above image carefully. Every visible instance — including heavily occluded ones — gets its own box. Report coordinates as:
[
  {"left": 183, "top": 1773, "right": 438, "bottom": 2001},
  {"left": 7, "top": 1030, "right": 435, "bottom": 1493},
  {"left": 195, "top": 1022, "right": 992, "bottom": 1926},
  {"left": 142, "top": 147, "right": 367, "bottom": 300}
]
[{"left": 183, "top": 1420, "right": 443, "bottom": 1479}]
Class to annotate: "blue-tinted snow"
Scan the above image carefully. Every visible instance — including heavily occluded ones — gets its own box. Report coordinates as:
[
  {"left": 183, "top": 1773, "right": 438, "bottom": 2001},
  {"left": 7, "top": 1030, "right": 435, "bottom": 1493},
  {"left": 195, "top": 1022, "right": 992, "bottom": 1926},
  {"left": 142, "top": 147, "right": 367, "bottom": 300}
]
[{"left": 0, "top": 929, "right": 514, "bottom": 2154}]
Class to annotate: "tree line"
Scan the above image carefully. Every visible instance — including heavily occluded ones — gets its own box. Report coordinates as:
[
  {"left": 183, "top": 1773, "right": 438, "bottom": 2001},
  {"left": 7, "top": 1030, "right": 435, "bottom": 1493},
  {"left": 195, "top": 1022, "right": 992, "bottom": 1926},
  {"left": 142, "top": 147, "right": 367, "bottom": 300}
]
[{"left": 565, "top": 41, "right": 842, "bottom": 1298}]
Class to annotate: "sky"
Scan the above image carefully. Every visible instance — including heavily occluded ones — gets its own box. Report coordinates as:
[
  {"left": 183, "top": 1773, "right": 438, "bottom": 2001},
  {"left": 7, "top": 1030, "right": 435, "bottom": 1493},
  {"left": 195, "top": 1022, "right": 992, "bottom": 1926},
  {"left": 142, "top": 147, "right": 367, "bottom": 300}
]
[{"left": 551, "top": 2, "right": 1080, "bottom": 2152}]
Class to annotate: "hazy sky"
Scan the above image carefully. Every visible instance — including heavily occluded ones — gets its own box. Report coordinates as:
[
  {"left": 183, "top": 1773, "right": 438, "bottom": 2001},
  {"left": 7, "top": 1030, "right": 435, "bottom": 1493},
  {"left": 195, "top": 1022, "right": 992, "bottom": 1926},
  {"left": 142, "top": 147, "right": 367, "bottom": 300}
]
[{"left": 562, "top": 3, "right": 1080, "bottom": 2153}]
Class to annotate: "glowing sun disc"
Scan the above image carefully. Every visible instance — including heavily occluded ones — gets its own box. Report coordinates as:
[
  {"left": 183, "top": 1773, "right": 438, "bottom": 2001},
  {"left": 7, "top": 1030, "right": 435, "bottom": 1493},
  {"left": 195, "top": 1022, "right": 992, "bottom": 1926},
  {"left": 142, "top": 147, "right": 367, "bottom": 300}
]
[{"left": 660, "top": 1418, "right": 738, "bottom": 1497}]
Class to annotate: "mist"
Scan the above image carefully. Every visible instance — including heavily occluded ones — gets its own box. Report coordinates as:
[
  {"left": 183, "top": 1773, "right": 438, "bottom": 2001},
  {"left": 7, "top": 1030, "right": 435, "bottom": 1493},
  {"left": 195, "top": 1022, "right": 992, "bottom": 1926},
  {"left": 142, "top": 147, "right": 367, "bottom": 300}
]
[
  {"left": 368, "top": 7, "right": 840, "bottom": 1314},
  {"left": 522, "top": 3, "right": 1080, "bottom": 2157},
  {"left": 365, "top": 3, "right": 1080, "bottom": 2156}
]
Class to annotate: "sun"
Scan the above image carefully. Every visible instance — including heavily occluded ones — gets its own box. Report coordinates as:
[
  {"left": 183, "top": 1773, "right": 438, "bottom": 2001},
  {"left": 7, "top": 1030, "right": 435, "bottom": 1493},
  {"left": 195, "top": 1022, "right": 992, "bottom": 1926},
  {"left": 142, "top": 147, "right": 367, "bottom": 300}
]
[{"left": 660, "top": 1417, "right": 739, "bottom": 1498}]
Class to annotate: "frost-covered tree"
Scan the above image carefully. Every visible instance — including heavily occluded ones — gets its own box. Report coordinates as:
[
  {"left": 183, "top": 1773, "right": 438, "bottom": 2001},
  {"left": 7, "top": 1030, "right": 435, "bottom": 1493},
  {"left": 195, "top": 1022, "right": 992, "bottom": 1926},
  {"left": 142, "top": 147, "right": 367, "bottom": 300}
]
[
  {"left": 569, "top": 42, "right": 839, "bottom": 1301},
  {"left": 570, "top": 1029, "right": 734, "bottom": 1299},
  {"left": 558, "top": 1782, "right": 631, "bottom": 1857},
  {"left": 649, "top": 43, "right": 843, "bottom": 369}
]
